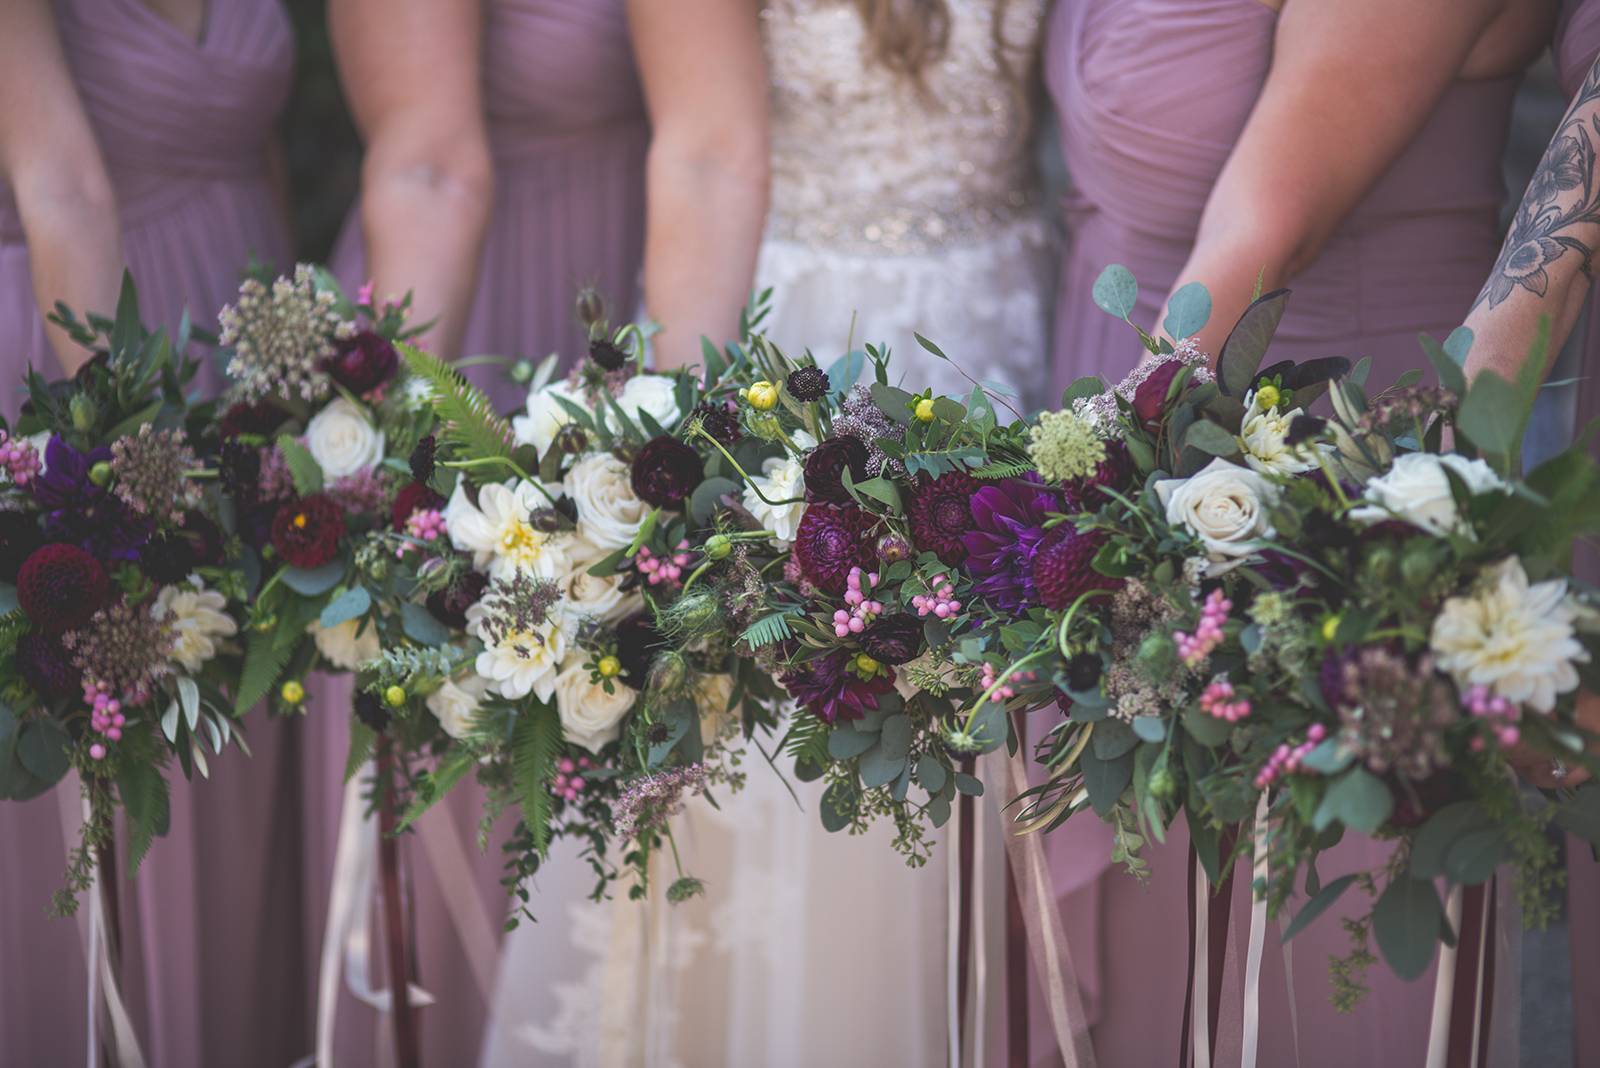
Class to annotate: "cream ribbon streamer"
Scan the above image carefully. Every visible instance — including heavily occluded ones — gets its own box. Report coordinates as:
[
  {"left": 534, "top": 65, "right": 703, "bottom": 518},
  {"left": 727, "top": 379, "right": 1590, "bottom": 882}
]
[
  {"left": 1424, "top": 884, "right": 1467, "bottom": 1068},
  {"left": 1240, "top": 794, "right": 1271, "bottom": 1068},
  {"left": 1000, "top": 749, "right": 1097, "bottom": 1068}
]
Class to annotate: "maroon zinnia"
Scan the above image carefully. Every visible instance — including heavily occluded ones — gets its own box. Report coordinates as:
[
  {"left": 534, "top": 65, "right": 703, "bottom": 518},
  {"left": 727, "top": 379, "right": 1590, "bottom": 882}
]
[
  {"left": 17, "top": 544, "right": 109, "bottom": 633},
  {"left": 793, "top": 503, "right": 876, "bottom": 593},
  {"left": 630, "top": 436, "right": 704, "bottom": 510},
  {"left": 803, "top": 437, "right": 869, "bottom": 504},
  {"left": 1031, "top": 523, "right": 1122, "bottom": 610},
  {"left": 961, "top": 476, "right": 1063, "bottom": 612},
  {"left": 907, "top": 470, "right": 980, "bottom": 565},
  {"left": 391, "top": 481, "right": 445, "bottom": 531},
  {"left": 780, "top": 649, "right": 895, "bottom": 724},
  {"left": 323, "top": 330, "right": 399, "bottom": 394},
  {"left": 271, "top": 494, "right": 346, "bottom": 568}
]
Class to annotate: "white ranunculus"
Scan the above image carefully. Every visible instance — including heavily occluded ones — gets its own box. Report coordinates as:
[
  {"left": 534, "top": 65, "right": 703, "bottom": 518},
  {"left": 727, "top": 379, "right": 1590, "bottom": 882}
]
[
  {"left": 1154, "top": 457, "right": 1277, "bottom": 570},
  {"left": 553, "top": 654, "right": 636, "bottom": 752},
  {"left": 469, "top": 607, "right": 567, "bottom": 702},
  {"left": 512, "top": 380, "right": 585, "bottom": 455},
  {"left": 306, "top": 397, "right": 385, "bottom": 479},
  {"left": 616, "top": 373, "right": 681, "bottom": 431},
  {"left": 446, "top": 478, "right": 568, "bottom": 581},
  {"left": 1349, "top": 452, "right": 1506, "bottom": 537},
  {"left": 558, "top": 535, "right": 641, "bottom": 626},
  {"left": 426, "top": 673, "right": 491, "bottom": 739},
  {"left": 564, "top": 453, "right": 650, "bottom": 551},
  {"left": 308, "top": 616, "right": 380, "bottom": 671},
  {"left": 1238, "top": 403, "right": 1318, "bottom": 476},
  {"left": 154, "top": 580, "right": 238, "bottom": 672},
  {"left": 742, "top": 432, "right": 816, "bottom": 546},
  {"left": 1430, "top": 556, "right": 1588, "bottom": 714}
]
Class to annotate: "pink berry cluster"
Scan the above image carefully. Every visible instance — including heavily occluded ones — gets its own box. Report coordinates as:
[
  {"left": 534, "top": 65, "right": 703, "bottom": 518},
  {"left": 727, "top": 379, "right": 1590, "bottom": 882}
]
[
  {"left": 1463, "top": 685, "right": 1522, "bottom": 751},
  {"left": 0, "top": 431, "right": 41, "bottom": 487},
  {"left": 637, "top": 540, "right": 692, "bottom": 587},
  {"left": 980, "top": 662, "right": 1037, "bottom": 703},
  {"left": 551, "top": 755, "right": 595, "bottom": 802},
  {"left": 1199, "top": 677, "right": 1250, "bottom": 722},
  {"left": 1254, "top": 723, "right": 1328, "bottom": 789},
  {"left": 397, "top": 508, "right": 448, "bottom": 558},
  {"left": 1175, "top": 588, "right": 1232, "bottom": 668},
  {"left": 833, "top": 567, "right": 884, "bottom": 637},
  {"left": 911, "top": 573, "right": 962, "bottom": 619},
  {"left": 84, "top": 679, "right": 127, "bottom": 761}
]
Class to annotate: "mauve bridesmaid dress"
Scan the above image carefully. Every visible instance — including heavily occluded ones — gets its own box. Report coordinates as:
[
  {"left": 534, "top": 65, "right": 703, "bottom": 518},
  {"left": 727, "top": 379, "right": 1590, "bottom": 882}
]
[
  {"left": 313, "top": 4, "right": 647, "bottom": 1064},
  {"left": 1041, "top": 1, "right": 1523, "bottom": 1064},
  {"left": 0, "top": 1, "right": 307, "bottom": 1066}
]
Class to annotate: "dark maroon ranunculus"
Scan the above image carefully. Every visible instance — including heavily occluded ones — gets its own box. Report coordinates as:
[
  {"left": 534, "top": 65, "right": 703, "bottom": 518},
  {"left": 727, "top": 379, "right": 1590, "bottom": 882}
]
[
  {"left": 858, "top": 614, "right": 924, "bottom": 666},
  {"left": 1031, "top": 523, "right": 1122, "bottom": 610},
  {"left": 425, "top": 567, "right": 487, "bottom": 630},
  {"left": 270, "top": 494, "right": 346, "bottom": 569},
  {"left": 323, "top": 330, "right": 399, "bottom": 394},
  {"left": 391, "top": 481, "right": 445, "bottom": 531},
  {"left": 793, "top": 503, "right": 876, "bottom": 594},
  {"left": 907, "top": 470, "right": 979, "bottom": 565},
  {"left": 803, "top": 437, "right": 870, "bottom": 504},
  {"left": 1132, "top": 359, "right": 1186, "bottom": 429},
  {"left": 630, "top": 436, "right": 704, "bottom": 510},
  {"left": 140, "top": 513, "right": 225, "bottom": 586},
  {"left": 17, "top": 543, "right": 109, "bottom": 633}
]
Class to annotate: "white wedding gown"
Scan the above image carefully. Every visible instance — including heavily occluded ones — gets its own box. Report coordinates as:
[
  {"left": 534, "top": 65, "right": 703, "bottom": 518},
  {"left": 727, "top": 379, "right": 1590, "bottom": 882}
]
[{"left": 481, "top": 3, "right": 1053, "bottom": 1065}]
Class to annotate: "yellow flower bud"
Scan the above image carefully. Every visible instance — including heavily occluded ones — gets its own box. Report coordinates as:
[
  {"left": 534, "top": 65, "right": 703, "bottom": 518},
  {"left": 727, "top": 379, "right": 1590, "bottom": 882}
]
[
  {"left": 744, "top": 381, "right": 779, "bottom": 411},
  {"left": 1254, "top": 385, "right": 1281, "bottom": 410},
  {"left": 280, "top": 680, "right": 306, "bottom": 705},
  {"left": 854, "top": 653, "right": 881, "bottom": 675},
  {"left": 597, "top": 655, "right": 622, "bottom": 679},
  {"left": 1321, "top": 615, "right": 1341, "bottom": 643},
  {"left": 384, "top": 685, "right": 407, "bottom": 708},
  {"left": 913, "top": 398, "right": 936, "bottom": 422}
]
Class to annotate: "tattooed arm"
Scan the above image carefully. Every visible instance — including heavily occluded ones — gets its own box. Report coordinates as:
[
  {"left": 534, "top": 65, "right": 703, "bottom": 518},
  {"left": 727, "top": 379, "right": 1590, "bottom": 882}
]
[{"left": 1463, "top": 55, "right": 1600, "bottom": 383}]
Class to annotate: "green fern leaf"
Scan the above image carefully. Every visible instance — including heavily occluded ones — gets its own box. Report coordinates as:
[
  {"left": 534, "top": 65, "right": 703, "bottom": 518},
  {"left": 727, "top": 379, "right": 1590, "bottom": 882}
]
[
  {"left": 512, "top": 707, "right": 563, "bottom": 855},
  {"left": 398, "top": 342, "right": 514, "bottom": 467},
  {"left": 118, "top": 760, "right": 170, "bottom": 875},
  {"left": 344, "top": 720, "right": 376, "bottom": 784},
  {"left": 396, "top": 747, "right": 479, "bottom": 831},
  {"left": 741, "top": 611, "right": 795, "bottom": 649},
  {"left": 968, "top": 460, "right": 1035, "bottom": 480},
  {"left": 276, "top": 434, "right": 324, "bottom": 495},
  {"left": 234, "top": 630, "right": 292, "bottom": 715}
]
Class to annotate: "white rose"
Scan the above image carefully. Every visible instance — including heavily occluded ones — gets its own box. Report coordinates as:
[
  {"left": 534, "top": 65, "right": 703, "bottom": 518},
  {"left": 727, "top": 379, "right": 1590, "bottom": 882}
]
[
  {"left": 1155, "top": 457, "right": 1277, "bottom": 569},
  {"left": 1238, "top": 404, "right": 1318, "bottom": 476},
  {"left": 154, "top": 581, "right": 238, "bottom": 672},
  {"left": 1349, "top": 452, "right": 1506, "bottom": 537},
  {"left": 512, "top": 380, "right": 585, "bottom": 455},
  {"left": 564, "top": 453, "right": 650, "bottom": 551},
  {"left": 308, "top": 616, "right": 380, "bottom": 671},
  {"left": 616, "top": 373, "right": 681, "bottom": 431},
  {"left": 558, "top": 535, "right": 642, "bottom": 626},
  {"left": 742, "top": 432, "right": 816, "bottom": 546},
  {"left": 426, "top": 673, "right": 491, "bottom": 739},
  {"left": 554, "top": 655, "right": 636, "bottom": 752},
  {"left": 306, "top": 397, "right": 385, "bottom": 479}
]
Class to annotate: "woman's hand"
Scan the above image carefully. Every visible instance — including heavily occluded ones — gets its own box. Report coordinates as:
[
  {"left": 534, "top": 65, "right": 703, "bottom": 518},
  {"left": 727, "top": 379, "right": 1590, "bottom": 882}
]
[{"left": 1507, "top": 689, "right": 1600, "bottom": 789}]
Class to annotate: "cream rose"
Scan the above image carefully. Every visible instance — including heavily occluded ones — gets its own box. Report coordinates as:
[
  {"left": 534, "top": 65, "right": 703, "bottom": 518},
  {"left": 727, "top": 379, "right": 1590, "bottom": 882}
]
[
  {"left": 553, "top": 655, "right": 636, "bottom": 752},
  {"left": 306, "top": 397, "right": 385, "bottom": 479},
  {"left": 1155, "top": 458, "right": 1276, "bottom": 569},
  {"left": 512, "top": 380, "right": 584, "bottom": 455},
  {"left": 426, "top": 673, "right": 491, "bottom": 739},
  {"left": 308, "top": 616, "right": 380, "bottom": 671},
  {"left": 616, "top": 373, "right": 681, "bottom": 431},
  {"left": 564, "top": 453, "right": 650, "bottom": 551},
  {"left": 558, "top": 536, "right": 641, "bottom": 626},
  {"left": 1349, "top": 452, "right": 1505, "bottom": 537}
]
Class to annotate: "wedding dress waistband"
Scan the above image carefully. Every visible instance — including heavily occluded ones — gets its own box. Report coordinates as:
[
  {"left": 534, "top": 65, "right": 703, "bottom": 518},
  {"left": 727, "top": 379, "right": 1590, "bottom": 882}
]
[{"left": 766, "top": 184, "right": 1045, "bottom": 257}]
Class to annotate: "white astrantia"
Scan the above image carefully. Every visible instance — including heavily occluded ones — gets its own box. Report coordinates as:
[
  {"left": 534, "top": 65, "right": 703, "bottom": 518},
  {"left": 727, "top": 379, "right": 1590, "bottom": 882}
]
[
  {"left": 1430, "top": 556, "right": 1588, "bottom": 714},
  {"left": 426, "top": 673, "right": 492, "bottom": 739},
  {"left": 742, "top": 431, "right": 817, "bottom": 546},
  {"left": 306, "top": 396, "right": 386, "bottom": 479},
  {"left": 153, "top": 581, "right": 238, "bottom": 672},
  {"left": 512, "top": 379, "right": 585, "bottom": 455},
  {"left": 615, "top": 373, "right": 681, "bottom": 431},
  {"left": 445, "top": 478, "right": 568, "bottom": 582},
  {"left": 563, "top": 452, "right": 649, "bottom": 551},
  {"left": 468, "top": 603, "right": 567, "bottom": 702},
  {"left": 557, "top": 535, "right": 641, "bottom": 626},
  {"left": 308, "top": 616, "right": 380, "bottom": 671},
  {"left": 553, "top": 653, "right": 636, "bottom": 752},
  {"left": 1154, "top": 457, "right": 1277, "bottom": 572},
  {"left": 1237, "top": 389, "right": 1318, "bottom": 476},
  {"left": 1349, "top": 452, "right": 1506, "bottom": 538}
]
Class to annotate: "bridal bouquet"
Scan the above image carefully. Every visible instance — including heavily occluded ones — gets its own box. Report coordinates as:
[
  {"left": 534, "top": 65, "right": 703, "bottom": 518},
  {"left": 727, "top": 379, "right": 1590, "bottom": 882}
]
[
  {"left": 0, "top": 280, "right": 252, "bottom": 909},
  {"left": 978, "top": 267, "right": 1600, "bottom": 996}
]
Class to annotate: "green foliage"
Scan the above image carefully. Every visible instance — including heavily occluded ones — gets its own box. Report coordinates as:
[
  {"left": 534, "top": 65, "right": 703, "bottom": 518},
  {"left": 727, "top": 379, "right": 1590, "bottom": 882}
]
[
  {"left": 118, "top": 749, "right": 171, "bottom": 875},
  {"left": 277, "top": 435, "right": 324, "bottom": 495},
  {"left": 235, "top": 630, "right": 293, "bottom": 715},
  {"left": 399, "top": 341, "right": 514, "bottom": 471},
  {"left": 512, "top": 708, "right": 563, "bottom": 855},
  {"left": 741, "top": 611, "right": 795, "bottom": 650},
  {"left": 398, "top": 748, "right": 480, "bottom": 831}
]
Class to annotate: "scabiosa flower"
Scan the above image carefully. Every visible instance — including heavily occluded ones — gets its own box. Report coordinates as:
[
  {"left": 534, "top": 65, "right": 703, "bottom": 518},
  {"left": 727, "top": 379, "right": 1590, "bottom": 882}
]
[
  {"left": 354, "top": 690, "right": 391, "bottom": 732},
  {"left": 907, "top": 470, "right": 979, "bottom": 565},
  {"left": 690, "top": 400, "right": 742, "bottom": 446},
  {"left": 961, "top": 477, "right": 1063, "bottom": 612},
  {"left": 17, "top": 632, "right": 81, "bottom": 699},
  {"left": 1031, "top": 523, "right": 1121, "bottom": 610},
  {"left": 786, "top": 366, "right": 831, "bottom": 402},
  {"left": 64, "top": 598, "right": 175, "bottom": 706},
  {"left": 834, "top": 385, "right": 905, "bottom": 477},
  {"left": 322, "top": 329, "right": 399, "bottom": 394},
  {"left": 220, "top": 264, "right": 355, "bottom": 402},
  {"left": 425, "top": 567, "right": 488, "bottom": 629},
  {"left": 139, "top": 514, "right": 225, "bottom": 586},
  {"left": 780, "top": 649, "right": 895, "bottom": 724},
  {"left": 391, "top": 481, "right": 445, "bottom": 531},
  {"left": 1028, "top": 409, "right": 1107, "bottom": 484},
  {"left": 408, "top": 434, "right": 437, "bottom": 485},
  {"left": 793, "top": 503, "right": 876, "bottom": 593},
  {"left": 17, "top": 544, "right": 109, "bottom": 633},
  {"left": 0, "top": 510, "right": 45, "bottom": 582},
  {"left": 858, "top": 613, "right": 924, "bottom": 666},
  {"left": 630, "top": 436, "right": 704, "bottom": 510},
  {"left": 803, "top": 437, "right": 869, "bottom": 503},
  {"left": 271, "top": 494, "right": 346, "bottom": 568},
  {"left": 109, "top": 425, "right": 201, "bottom": 524},
  {"left": 218, "top": 440, "right": 263, "bottom": 499}
]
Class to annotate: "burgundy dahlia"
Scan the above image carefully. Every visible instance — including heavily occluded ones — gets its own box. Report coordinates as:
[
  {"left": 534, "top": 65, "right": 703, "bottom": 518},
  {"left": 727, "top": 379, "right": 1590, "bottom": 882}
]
[
  {"left": 630, "top": 436, "right": 704, "bottom": 510},
  {"left": 780, "top": 649, "right": 895, "bottom": 724},
  {"left": 17, "top": 632, "right": 81, "bottom": 699},
  {"left": 425, "top": 567, "right": 488, "bottom": 629},
  {"left": 270, "top": 494, "right": 346, "bottom": 568},
  {"left": 907, "top": 470, "right": 980, "bottom": 565},
  {"left": 793, "top": 503, "right": 876, "bottom": 593},
  {"left": 961, "top": 477, "right": 1063, "bottom": 612},
  {"left": 786, "top": 366, "right": 831, "bottom": 403},
  {"left": 17, "top": 543, "right": 110, "bottom": 633},
  {"left": 323, "top": 330, "right": 399, "bottom": 394},
  {"left": 858, "top": 614, "right": 924, "bottom": 666},
  {"left": 0, "top": 510, "right": 45, "bottom": 582},
  {"left": 1031, "top": 523, "right": 1121, "bottom": 611},
  {"left": 803, "top": 437, "right": 869, "bottom": 504},
  {"left": 391, "top": 481, "right": 445, "bottom": 531}
]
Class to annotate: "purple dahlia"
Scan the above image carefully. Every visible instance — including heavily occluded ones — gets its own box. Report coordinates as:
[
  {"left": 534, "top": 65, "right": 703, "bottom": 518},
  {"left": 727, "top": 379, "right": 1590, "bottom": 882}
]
[
  {"left": 31, "top": 436, "right": 149, "bottom": 560},
  {"left": 780, "top": 649, "right": 895, "bottom": 724},
  {"left": 961, "top": 476, "right": 1063, "bottom": 613},
  {"left": 793, "top": 503, "right": 876, "bottom": 594},
  {"left": 1031, "top": 523, "right": 1121, "bottom": 611},
  {"left": 907, "top": 471, "right": 979, "bottom": 565}
]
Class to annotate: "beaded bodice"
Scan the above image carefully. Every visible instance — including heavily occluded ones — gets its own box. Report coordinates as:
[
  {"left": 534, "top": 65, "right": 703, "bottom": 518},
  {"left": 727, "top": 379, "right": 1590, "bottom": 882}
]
[{"left": 761, "top": 0, "right": 1046, "bottom": 255}]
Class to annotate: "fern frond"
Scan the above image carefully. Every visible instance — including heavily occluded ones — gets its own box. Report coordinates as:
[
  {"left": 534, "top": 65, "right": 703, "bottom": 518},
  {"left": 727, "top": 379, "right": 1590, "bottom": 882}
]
[
  {"left": 781, "top": 708, "right": 831, "bottom": 768},
  {"left": 234, "top": 630, "right": 293, "bottom": 715},
  {"left": 345, "top": 721, "right": 376, "bottom": 783},
  {"left": 399, "top": 342, "right": 514, "bottom": 466},
  {"left": 740, "top": 611, "right": 794, "bottom": 650},
  {"left": 512, "top": 707, "right": 562, "bottom": 855},
  {"left": 118, "top": 757, "right": 170, "bottom": 874},
  {"left": 968, "top": 460, "right": 1035, "bottom": 480}
]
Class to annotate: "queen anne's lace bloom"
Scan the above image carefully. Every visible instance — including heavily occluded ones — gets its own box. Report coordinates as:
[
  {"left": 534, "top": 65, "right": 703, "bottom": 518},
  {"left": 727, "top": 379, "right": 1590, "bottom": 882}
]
[
  {"left": 1028, "top": 409, "right": 1106, "bottom": 483},
  {"left": 220, "top": 265, "right": 355, "bottom": 402},
  {"left": 109, "top": 425, "right": 201, "bottom": 523}
]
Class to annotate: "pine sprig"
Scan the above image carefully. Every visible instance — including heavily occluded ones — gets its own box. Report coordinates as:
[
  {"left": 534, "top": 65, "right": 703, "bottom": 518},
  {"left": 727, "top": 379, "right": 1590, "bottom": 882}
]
[
  {"left": 512, "top": 707, "right": 563, "bottom": 855},
  {"left": 398, "top": 341, "right": 514, "bottom": 465},
  {"left": 234, "top": 630, "right": 293, "bottom": 715}
]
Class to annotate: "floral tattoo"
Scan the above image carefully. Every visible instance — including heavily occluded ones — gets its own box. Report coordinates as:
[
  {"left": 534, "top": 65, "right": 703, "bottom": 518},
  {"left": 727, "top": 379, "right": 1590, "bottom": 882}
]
[{"left": 1474, "top": 58, "right": 1600, "bottom": 311}]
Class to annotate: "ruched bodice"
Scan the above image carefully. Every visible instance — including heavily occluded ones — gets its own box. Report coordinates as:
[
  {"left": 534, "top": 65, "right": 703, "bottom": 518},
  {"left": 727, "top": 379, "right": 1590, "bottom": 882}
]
[{"left": 1049, "top": 0, "right": 1517, "bottom": 395}]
